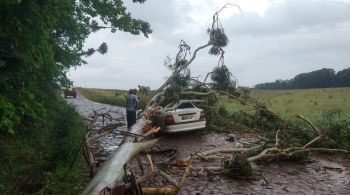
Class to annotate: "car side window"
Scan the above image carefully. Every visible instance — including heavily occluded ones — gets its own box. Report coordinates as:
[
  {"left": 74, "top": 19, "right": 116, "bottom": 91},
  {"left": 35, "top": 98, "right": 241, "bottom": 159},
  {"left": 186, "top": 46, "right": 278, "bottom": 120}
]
[{"left": 177, "top": 103, "right": 195, "bottom": 109}]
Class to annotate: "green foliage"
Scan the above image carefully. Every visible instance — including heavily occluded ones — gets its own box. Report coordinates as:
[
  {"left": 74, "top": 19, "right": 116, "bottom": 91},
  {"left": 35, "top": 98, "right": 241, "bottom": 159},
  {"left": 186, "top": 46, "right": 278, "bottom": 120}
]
[
  {"left": 161, "top": 72, "right": 191, "bottom": 106},
  {"left": 43, "top": 157, "right": 87, "bottom": 194},
  {"left": 0, "top": 0, "right": 152, "bottom": 192},
  {"left": 0, "top": 96, "right": 86, "bottom": 194},
  {"left": 208, "top": 29, "right": 229, "bottom": 48},
  {"left": 138, "top": 85, "right": 151, "bottom": 94},
  {"left": 222, "top": 152, "right": 253, "bottom": 178},
  {"left": 0, "top": 0, "right": 151, "bottom": 135},
  {"left": 207, "top": 28, "right": 228, "bottom": 56},
  {"left": 211, "top": 65, "right": 236, "bottom": 92},
  {"left": 137, "top": 85, "right": 151, "bottom": 109},
  {"left": 218, "top": 106, "right": 229, "bottom": 117},
  {"left": 317, "top": 109, "right": 350, "bottom": 150},
  {"left": 0, "top": 96, "right": 19, "bottom": 134}
]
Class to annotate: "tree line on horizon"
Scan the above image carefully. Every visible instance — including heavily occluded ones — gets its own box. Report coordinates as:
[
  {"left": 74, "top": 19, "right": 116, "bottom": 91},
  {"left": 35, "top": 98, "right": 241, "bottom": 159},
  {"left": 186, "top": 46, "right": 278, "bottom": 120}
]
[{"left": 254, "top": 67, "right": 350, "bottom": 90}]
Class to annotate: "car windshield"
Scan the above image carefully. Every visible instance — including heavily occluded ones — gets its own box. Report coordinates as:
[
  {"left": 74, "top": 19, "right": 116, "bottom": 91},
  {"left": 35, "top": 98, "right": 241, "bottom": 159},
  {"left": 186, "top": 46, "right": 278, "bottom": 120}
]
[{"left": 176, "top": 103, "right": 195, "bottom": 109}]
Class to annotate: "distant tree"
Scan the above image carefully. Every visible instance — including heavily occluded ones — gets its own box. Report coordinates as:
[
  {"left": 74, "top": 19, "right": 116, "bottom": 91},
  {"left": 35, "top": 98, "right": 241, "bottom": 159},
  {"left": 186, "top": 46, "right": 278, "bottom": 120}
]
[
  {"left": 0, "top": 0, "right": 151, "bottom": 134},
  {"left": 291, "top": 68, "right": 336, "bottom": 89},
  {"left": 254, "top": 67, "right": 350, "bottom": 90},
  {"left": 138, "top": 85, "right": 151, "bottom": 94},
  {"left": 336, "top": 68, "right": 350, "bottom": 87}
]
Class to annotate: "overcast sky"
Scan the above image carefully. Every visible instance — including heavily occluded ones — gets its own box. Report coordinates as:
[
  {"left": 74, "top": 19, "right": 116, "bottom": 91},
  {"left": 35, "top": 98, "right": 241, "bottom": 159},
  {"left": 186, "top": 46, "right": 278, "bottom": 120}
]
[{"left": 68, "top": 0, "right": 350, "bottom": 89}]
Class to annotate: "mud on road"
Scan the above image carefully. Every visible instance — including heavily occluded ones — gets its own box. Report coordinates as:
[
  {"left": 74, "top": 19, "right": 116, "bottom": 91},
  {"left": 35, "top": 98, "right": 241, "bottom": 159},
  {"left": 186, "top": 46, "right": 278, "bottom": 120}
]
[{"left": 67, "top": 92, "right": 350, "bottom": 195}]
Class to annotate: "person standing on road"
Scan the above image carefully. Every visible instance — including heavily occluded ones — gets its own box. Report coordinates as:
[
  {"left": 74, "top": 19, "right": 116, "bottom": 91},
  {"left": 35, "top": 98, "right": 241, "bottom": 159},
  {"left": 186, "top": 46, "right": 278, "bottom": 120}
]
[{"left": 125, "top": 89, "right": 139, "bottom": 129}]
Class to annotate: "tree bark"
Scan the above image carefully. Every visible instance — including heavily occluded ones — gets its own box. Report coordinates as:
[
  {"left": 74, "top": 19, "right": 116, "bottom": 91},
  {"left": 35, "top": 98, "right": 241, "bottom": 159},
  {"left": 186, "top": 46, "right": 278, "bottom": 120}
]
[{"left": 82, "top": 139, "right": 157, "bottom": 195}]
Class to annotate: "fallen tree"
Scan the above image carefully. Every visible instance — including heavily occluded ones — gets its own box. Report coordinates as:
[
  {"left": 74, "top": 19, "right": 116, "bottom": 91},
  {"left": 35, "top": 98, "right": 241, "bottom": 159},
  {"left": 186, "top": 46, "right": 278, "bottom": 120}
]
[
  {"left": 81, "top": 3, "right": 348, "bottom": 194},
  {"left": 82, "top": 4, "right": 241, "bottom": 194}
]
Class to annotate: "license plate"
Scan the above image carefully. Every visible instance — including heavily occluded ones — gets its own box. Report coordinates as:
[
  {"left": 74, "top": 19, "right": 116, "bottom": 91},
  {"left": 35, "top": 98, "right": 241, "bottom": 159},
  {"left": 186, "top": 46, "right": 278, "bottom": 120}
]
[{"left": 182, "top": 114, "right": 193, "bottom": 120}]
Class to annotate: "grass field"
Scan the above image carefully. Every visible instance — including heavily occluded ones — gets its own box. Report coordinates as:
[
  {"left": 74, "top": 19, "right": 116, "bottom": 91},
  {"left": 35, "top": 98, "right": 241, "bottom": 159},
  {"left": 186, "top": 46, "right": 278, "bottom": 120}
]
[
  {"left": 77, "top": 87, "right": 126, "bottom": 106},
  {"left": 219, "top": 87, "right": 350, "bottom": 120},
  {"left": 77, "top": 87, "right": 148, "bottom": 108}
]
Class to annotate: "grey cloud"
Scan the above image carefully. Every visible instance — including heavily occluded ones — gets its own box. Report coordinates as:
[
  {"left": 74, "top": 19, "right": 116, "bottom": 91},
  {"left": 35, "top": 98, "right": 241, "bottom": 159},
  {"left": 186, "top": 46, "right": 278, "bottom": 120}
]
[
  {"left": 70, "top": 0, "right": 350, "bottom": 89},
  {"left": 226, "top": 0, "right": 350, "bottom": 36}
]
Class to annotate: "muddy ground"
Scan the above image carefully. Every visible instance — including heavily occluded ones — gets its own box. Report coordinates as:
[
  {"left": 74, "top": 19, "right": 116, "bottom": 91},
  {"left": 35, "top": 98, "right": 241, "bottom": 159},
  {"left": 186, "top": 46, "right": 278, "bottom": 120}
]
[{"left": 67, "top": 92, "right": 350, "bottom": 195}]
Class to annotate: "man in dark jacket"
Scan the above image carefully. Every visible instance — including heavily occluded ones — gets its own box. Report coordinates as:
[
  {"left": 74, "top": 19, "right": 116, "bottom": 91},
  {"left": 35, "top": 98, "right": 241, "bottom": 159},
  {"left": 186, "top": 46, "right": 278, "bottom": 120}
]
[{"left": 125, "top": 89, "right": 139, "bottom": 129}]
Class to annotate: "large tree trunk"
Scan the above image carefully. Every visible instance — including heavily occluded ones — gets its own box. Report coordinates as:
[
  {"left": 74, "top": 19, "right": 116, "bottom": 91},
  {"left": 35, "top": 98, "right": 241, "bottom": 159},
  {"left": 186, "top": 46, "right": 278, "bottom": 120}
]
[{"left": 82, "top": 139, "right": 157, "bottom": 195}]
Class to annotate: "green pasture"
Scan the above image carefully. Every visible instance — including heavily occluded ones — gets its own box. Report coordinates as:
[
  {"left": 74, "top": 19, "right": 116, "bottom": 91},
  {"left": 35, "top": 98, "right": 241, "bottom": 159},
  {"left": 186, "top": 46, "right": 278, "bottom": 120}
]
[
  {"left": 220, "top": 87, "right": 350, "bottom": 120},
  {"left": 78, "top": 87, "right": 148, "bottom": 108},
  {"left": 77, "top": 87, "right": 126, "bottom": 106}
]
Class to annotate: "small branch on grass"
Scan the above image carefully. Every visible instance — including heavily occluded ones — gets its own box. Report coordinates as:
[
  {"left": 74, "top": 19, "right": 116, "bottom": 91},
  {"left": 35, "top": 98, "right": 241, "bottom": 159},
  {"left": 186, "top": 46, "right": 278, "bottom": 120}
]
[
  {"left": 295, "top": 114, "right": 324, "bottom": 149},
  {"left": 275, "top": 129, "right": 280, "bottom": 147},
  {"left": 303, "top": 135, "right": 323, "bottom": 149},
  {"left": 295, "top": 114, "right": 321, "bottom": 134}
]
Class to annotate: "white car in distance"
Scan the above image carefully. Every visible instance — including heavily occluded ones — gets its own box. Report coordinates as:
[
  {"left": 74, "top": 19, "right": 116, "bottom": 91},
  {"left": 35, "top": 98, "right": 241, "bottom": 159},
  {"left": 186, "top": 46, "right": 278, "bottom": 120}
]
[{"left": 158, "top": 101, "right": 206, "bottom": 133}]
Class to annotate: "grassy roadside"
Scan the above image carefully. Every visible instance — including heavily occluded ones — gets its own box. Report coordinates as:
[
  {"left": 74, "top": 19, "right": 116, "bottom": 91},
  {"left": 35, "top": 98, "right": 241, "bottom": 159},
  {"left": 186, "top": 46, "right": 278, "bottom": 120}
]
[
  {"left": 0, "top": 96, "right": 88, "bottom": 194},
  {"left": 77, "top": 87, "right": 126, "bottom": 107},
  {"left": 78, "top": 87, "right": 149, "bottom": 109}
]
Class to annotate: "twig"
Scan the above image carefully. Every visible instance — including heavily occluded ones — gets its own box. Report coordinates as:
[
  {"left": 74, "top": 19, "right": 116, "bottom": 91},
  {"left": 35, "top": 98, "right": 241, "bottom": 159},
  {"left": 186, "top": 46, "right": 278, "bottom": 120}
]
[
  {"left": 295, "top": 114, "right": 323, "bottom": 148},
  {"left": 247, "top": 148, "right": 280, "bottom": 162},
  {"left": 177, "top": 154, "right": 195, "bottom": 193},
  {"left": 275, "top": 129, "right": 280, "bottom": 147},
  {"left": 295, "top": 114, "right": 321, "bottom": 134},
  {"left": 181, "top": 145, "right": 262, "bottom": 162},
  {"left": 303, "top": 135, "right": 323, "bottom": 149},
  {"left": 146, "top": 42, "right": 212, "bottom": 108},
  {"left": 147, "top": 154, "right": 155, "bottom": 172}
]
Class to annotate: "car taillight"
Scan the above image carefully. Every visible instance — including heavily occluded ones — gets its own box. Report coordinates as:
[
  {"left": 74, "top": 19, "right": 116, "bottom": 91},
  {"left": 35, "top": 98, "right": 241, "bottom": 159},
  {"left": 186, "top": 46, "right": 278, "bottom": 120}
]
[
  {"left": 200, "top": 111, "right": 205, "bottom": 120},
  {"left": 165, "top": 115, "right": 175, "bottom": 125}
]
